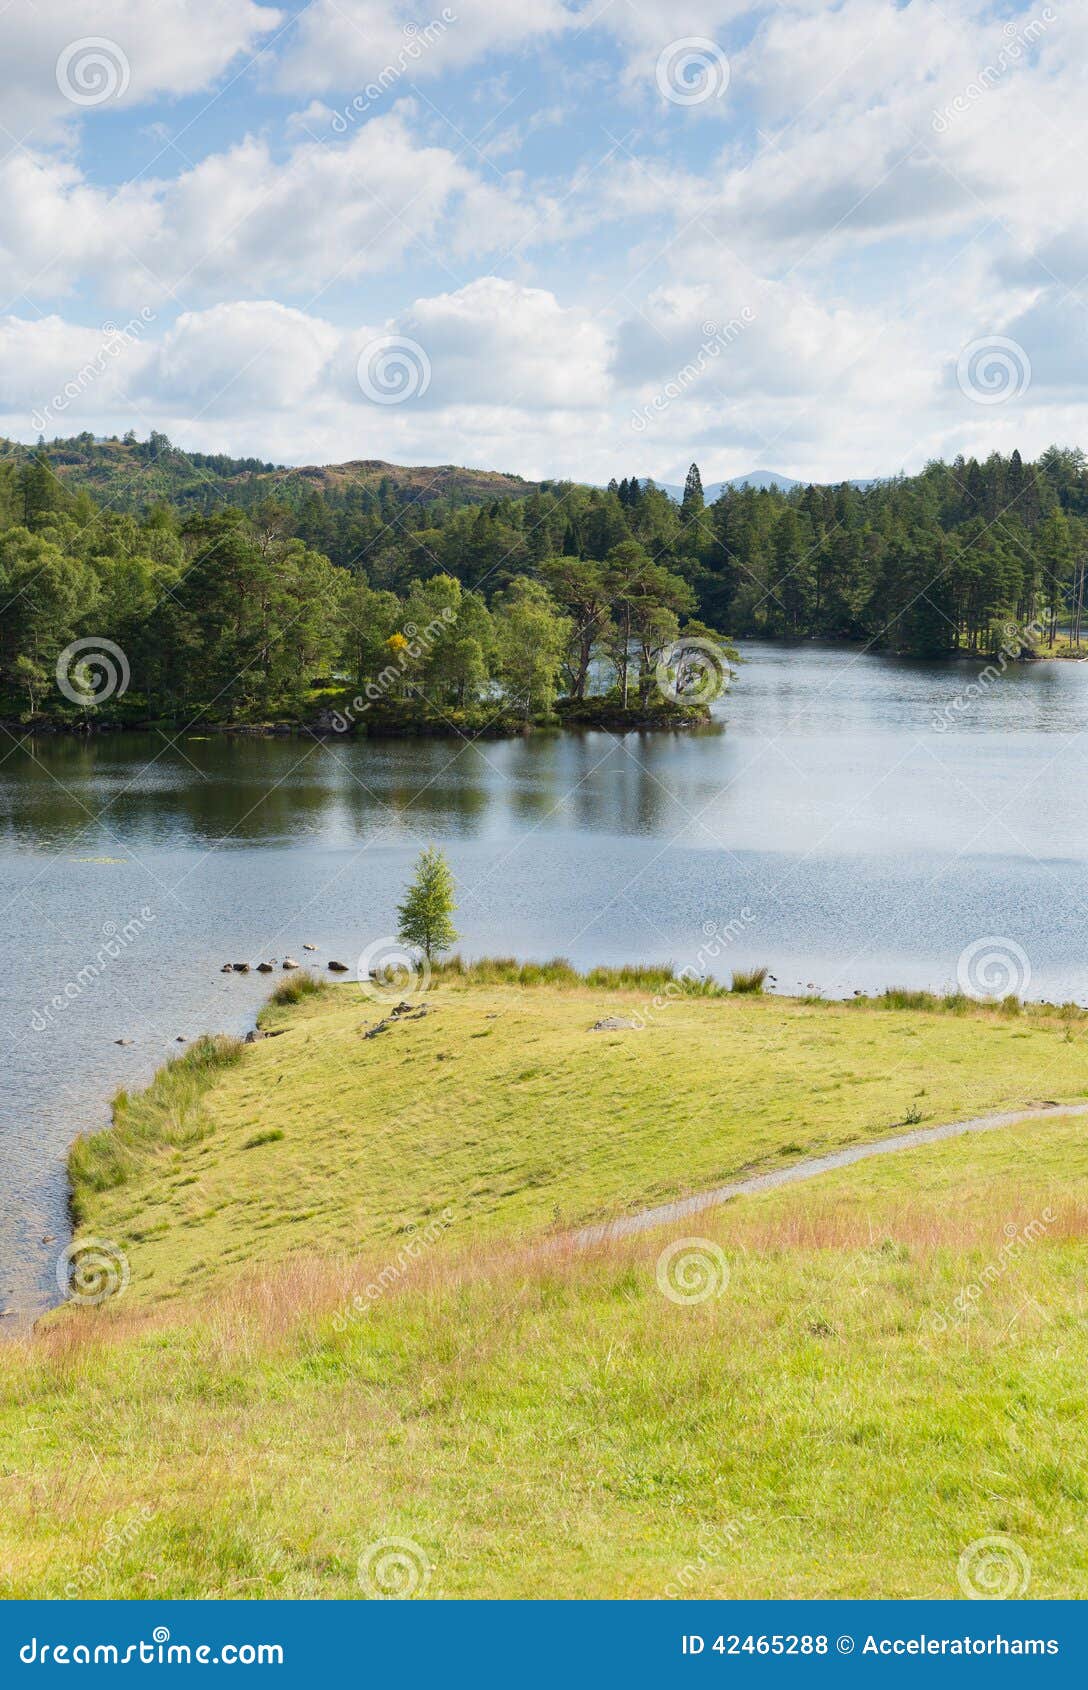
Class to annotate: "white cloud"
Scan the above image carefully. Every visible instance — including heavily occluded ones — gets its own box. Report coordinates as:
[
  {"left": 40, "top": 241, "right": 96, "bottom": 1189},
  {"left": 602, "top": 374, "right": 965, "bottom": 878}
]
[
  {"left": 0, "top": 283, "right": 615, "bottom": 472},
  {"left": 132, "top": 113, "right": 470, "bottom": 299},
  {"left": 145, "top": 301, "right": 340, "bottom": 410},
  {"left": 6, "top": 0, "right": 1088, "bottom": 485},
  {"left": 280, "top": 0, "right": 575, "bottom": 95},
  {"left": 0, "top": 110, "right": 541, "bottom": 310},
  {"left": 356, "top": 276, "right": 612, "bottom": 409},
  {"left": 0, "top": 0, "right": 281, "bottom": 134},
  {"left": 0, "top": 312, "right": 154, "bottom": 435}
]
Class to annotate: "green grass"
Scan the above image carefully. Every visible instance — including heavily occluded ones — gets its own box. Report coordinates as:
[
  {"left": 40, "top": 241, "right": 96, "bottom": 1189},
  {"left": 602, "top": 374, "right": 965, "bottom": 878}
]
[
  {"left": 2, "top": 1107, "right": 1088, "bottom": 1597},
  {"left": 265, "top": 970, "right": 331, "bottom": 1007},
  {"left": 66, "top": 1034, "right": 244, "bottom": 1217},
  {"left": 5, "top": 971, "right": 1088, "bottom": 1598},
  {"left": 61, "top": 969, "right": 1088, "bottom": 1304}
]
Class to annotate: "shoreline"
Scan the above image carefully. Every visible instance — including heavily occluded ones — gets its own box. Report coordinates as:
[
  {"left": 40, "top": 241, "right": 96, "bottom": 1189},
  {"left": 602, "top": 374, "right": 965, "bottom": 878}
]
[
  {"left": 9, "top": 962, "right": 1088, "bottom": 1597},
  {"left": 1, "top": 702, "right": 715, "bottom": 741},
  {"left": 30, "top": 962, "right": 1087, "bottom": 1329}
]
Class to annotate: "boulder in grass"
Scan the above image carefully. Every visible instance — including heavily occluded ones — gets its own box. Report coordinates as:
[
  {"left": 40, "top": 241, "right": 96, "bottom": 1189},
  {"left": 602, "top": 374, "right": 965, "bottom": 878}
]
[{"left": 590, "top": 1017, "right": 643, "bottom": 1032}]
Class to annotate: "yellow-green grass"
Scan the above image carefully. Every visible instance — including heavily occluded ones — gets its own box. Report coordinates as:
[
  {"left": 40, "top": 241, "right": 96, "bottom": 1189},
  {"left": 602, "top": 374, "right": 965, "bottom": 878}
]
[
  {"left": 6, "top": 973, "right": 1088, "bottom": 1600},
  {"left": 2, "top": 1108, "right": 1088, "bottom": 1597},
  {"left": 63, "top": 971, "right": 1088, "bottom": 1305}
]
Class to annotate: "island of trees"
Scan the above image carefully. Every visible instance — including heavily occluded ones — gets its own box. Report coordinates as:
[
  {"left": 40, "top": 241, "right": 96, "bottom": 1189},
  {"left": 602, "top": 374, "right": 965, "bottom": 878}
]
[{"left": 2, "top": 436, "right": 1087, "bottom": 732}]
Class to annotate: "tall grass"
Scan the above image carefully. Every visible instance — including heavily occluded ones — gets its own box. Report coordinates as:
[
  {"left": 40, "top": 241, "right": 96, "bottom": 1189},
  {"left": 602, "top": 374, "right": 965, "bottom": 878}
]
[
  {"left": 265, "top": 971, "right": 330, "bottom": 1007},
  {"left": 329, "top": 954, "right": 1088, "bottom": 1018},
  {"left": 67, "top": 1034, "right": 244, "bottom": 1214},
  {"left": 862, "top": 987, "right": 1085, "bottom": 1020},
  {"left": 431, "top": 955, "right": 728, "bottom": 995}
]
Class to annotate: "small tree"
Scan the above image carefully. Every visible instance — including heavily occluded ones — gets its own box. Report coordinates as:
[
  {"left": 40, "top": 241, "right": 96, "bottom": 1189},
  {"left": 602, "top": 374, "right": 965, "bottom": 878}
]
[
  {"left": 396, "top": 847, "right": 458, "bottom": 961},
  {"left": 13, "top": 654, "right": 47, "bottom": 715}
]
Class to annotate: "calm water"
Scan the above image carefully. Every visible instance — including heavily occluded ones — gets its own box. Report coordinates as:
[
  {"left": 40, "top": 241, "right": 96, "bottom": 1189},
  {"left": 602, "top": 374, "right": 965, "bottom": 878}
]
[{"left": 3, "top": 640, "right": 1088, "bottom": 1317}]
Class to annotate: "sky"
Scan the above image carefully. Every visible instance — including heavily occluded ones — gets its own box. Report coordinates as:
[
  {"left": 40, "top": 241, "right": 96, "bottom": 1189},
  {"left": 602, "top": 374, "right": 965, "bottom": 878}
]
[{"left": 1, "top": 0, "right": 1086, "bottom": 485}]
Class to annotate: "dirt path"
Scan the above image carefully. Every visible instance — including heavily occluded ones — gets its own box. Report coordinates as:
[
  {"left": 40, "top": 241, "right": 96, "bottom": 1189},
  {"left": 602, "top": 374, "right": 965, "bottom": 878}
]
[{"left": 568, "top": 1100, "right": 1088, "bottom": 1247}]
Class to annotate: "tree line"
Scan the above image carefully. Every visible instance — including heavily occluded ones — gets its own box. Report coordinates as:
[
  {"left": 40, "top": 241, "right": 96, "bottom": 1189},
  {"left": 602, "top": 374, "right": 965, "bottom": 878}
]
[
  {"left": 3, "top": 440, "right": 1088, "bottom": 724},
  {"left": 282, "top": 445, "right": 1088, "bottom": 657},
  {"left": 0, "top": 455, "right": 723, "bottom": 724}
]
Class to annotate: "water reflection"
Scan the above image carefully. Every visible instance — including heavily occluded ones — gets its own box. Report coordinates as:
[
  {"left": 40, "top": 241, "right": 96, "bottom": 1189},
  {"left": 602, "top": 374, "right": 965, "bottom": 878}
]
[{"left": 5, "top": 642, "right": 1088, "bottom": 1315}]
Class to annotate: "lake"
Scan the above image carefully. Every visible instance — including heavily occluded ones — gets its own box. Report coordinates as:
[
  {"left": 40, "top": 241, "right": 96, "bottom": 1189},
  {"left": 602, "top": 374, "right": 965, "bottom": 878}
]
[{"left": 3, "top": 639, "right": 1087, "bottom": 1318}]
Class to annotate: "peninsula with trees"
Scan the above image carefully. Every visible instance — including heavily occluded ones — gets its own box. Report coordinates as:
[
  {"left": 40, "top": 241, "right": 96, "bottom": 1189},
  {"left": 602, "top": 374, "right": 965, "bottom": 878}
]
[{"left": 4, "top": 436, "right": 1088, "bottom": 734}]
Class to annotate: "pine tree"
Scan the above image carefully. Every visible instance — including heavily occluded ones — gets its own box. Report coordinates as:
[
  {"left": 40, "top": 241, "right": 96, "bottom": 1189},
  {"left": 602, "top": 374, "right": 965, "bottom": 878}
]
[
  {"left": 396, "top": 847, "right": 458, "bottom": 962},
  {"left": 20, "top": 454, "right": 57, "bottom": 529},
  {"left": 681, "top": 462, "right": 704, "bottom": 524}
]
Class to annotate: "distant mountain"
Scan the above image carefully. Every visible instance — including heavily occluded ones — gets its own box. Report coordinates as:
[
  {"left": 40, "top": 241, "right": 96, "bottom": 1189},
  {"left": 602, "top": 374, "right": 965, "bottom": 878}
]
[
  {"left": 244, "top": 457, "right": 540, "bottom": 508},
  {"left": 724, "top": 471, "right": 804, "bottom": 492},
  {"left": 649, "top": 470, "right": 880, "bottom": 500},
  {"left": 6, "top": 431, "right": 881, "bottom": 516},
  {"left": 0, "top": 436, "right": 542, "bottom": 514}
]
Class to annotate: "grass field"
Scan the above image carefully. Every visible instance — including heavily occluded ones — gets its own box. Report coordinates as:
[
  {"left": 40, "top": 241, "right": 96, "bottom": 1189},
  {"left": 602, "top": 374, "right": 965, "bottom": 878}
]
[
  {"left": 64, "top": 966, "right": 1088, "bottom": 1304},
  {"left": 2, "top": 969, "right": 1088, "bottom": 1598}
]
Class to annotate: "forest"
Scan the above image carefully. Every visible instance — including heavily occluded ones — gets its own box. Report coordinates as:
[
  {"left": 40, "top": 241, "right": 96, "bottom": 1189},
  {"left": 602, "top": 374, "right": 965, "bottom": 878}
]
[{"left": 2, "top": 436, "right": 1088, "bottom": 727}]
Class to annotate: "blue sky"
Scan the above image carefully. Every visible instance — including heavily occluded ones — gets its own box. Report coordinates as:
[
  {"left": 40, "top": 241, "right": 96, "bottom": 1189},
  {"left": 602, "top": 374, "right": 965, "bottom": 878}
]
[{"left": 1, "top": 0, "right": 1085, "bottom": 483}]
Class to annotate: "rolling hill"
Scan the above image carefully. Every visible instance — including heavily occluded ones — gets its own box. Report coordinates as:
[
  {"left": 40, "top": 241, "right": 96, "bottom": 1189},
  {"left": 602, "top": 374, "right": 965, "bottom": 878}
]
[{"left": 1, "top": 435, "right": 543, "bottom": 514}]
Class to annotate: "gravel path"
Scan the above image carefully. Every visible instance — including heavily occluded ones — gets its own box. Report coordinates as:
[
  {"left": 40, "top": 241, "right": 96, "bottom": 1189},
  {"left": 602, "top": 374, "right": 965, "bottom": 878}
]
[{"left": 568, "top": 1100, "right": 1088, "bottom": 1248}]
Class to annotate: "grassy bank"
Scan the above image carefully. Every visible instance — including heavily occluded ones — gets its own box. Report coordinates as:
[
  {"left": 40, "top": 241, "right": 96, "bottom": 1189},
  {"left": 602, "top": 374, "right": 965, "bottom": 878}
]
[
  {"left": 62, "top": 965, "right": 1088, "bottom": 1305},
  {"left": 2, "top": 970, "right": 1088, "bottom": 1597}
]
